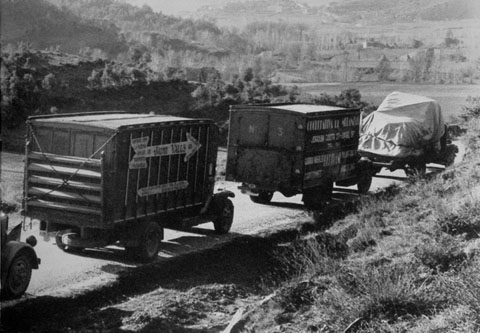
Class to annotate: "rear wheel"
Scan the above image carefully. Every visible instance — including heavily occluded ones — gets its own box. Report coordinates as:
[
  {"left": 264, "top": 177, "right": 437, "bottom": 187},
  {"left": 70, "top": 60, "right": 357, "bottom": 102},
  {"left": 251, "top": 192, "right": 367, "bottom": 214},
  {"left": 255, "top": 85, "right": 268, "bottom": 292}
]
[
  {"left": 357, "top": 174, "right": 372, "bottom": 194},
  {"left": 55, "top": 231, "right": 84, "bottom": 253},
  {"left": 213, "top": 198, "right": 234, "bottom": 235},
  {"left": 303, "top": 182, "right": 333, "bottom": 209},
  {"left": 2, "top": 253, "right": 32, "bottom": 299},
  {"left": 250, "top": 191, "right": 274, "bottom": 204},
  {"left": 132, "top": 222, "right": 162, "bottom": 262},
  {"left": 55, "top": 231, "right": 66, "bottom": 251},
  {"left": 405, "top": 162, "right": 426, "bottom": 178},
  {"left": 443, "top": 144, "right": 458, "bottom": 166}
]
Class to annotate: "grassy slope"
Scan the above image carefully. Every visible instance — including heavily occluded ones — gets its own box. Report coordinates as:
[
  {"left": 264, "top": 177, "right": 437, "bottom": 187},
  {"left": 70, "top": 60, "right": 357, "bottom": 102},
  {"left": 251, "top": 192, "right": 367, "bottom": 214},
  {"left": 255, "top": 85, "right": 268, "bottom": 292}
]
[{"left": 238, "top": 119, "right": 480, "bottom": 332}]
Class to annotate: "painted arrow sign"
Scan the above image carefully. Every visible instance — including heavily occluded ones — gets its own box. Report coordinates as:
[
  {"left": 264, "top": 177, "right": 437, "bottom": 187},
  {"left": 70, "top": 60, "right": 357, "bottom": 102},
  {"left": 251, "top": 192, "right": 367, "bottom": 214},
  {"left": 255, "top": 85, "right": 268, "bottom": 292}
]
[{"left": 129, "top": 133, "right": 202, "bottom": 169}]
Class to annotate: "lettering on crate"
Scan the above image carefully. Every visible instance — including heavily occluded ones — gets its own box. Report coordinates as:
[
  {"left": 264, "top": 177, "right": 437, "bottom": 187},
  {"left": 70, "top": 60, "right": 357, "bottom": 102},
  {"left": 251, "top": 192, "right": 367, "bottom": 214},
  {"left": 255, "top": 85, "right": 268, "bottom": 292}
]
[
  {"left": 307, "top": 115, "right": 360, "bottom": 131},
  {"left": 310, "top": 130, "right": 356, "bottom": 144},
  {"left": 305, "top": 149, "right": 357, "bottom": 167}
]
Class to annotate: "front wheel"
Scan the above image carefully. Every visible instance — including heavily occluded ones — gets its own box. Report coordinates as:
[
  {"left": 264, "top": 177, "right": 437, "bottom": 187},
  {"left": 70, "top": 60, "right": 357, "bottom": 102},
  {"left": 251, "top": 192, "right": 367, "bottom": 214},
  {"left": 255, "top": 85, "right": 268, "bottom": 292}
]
[
  {"left": 250, "top": 191, "right": 273, "bottom": 204},
  {"left": 213, "top": 198, "right": 234, "bottom": 235},
  {"left": 2, "top": 253, "right": 32, "bottom": 299}
]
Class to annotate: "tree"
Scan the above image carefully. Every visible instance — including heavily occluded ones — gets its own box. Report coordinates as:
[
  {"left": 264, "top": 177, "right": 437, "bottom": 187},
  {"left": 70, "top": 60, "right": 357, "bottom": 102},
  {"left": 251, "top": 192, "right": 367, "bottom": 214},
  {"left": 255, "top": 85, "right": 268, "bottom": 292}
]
[
  {"left": 42, "top": 73, "right": 58, "bottom": 91},
  {"left": 242, "top": 67, "right": 253, "bottom": 82},
  {"left": 375, "top": 55, "right": 392, "bottom": 81}
]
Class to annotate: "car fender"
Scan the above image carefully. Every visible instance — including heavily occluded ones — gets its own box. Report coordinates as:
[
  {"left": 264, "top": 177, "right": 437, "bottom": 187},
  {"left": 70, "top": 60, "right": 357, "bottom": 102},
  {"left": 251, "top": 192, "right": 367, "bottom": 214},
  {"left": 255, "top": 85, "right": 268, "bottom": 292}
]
[{"left": 1, "top": 242, "right": 39, "bottom": 286}]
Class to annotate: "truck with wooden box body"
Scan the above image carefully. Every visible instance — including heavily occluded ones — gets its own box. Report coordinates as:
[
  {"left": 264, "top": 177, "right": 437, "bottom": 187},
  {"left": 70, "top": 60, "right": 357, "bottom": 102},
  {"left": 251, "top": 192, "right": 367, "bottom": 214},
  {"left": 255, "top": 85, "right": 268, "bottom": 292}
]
[
  {"left": 23, "top": 112, "right": 234, "bottom": 261},
  {"left": 226, "top": 104, "right": 372, "bottom": 208}
]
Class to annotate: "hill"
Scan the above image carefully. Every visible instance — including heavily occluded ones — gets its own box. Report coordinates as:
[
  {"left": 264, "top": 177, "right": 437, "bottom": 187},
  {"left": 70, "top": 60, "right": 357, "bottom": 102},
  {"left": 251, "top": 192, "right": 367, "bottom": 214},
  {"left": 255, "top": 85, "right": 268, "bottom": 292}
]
[
  {"left": 46, "top": 0, "right": 250, "bottom": 56},
  {"left": 0, "top": 0, "right": 126, "bottom": 56},
  {"left": 193, "top": 0, "right": 480, "bottom": 27},
  {"left": 1, "top": 0, "right": 251, "bottom": 61},
  {"left": 327, "top": 0, "right": 480, "bottom": 24}
]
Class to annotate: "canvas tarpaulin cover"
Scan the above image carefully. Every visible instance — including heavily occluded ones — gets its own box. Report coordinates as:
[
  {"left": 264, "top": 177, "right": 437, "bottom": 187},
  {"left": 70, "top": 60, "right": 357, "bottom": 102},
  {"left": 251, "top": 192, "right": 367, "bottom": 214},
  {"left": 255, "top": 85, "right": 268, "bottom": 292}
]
[{"left": 358, "top": 92, "right": 445, "bottom": 158}]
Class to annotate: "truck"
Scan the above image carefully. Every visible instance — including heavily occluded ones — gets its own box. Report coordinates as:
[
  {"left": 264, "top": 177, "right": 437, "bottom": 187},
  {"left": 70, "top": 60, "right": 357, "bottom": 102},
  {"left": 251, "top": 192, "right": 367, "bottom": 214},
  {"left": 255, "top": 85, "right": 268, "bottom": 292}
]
[
  {"left": 23, "top": 112, "right": 234, "bottom": 261},
  {"left": 1, "top": 211, "right": 40, "bottom": 299},
  {"left": 358, "top": 92, "right": 458, "bottom": 176},
  {"left": 225, "top": 103, "right": 372, "bottom": 208}
]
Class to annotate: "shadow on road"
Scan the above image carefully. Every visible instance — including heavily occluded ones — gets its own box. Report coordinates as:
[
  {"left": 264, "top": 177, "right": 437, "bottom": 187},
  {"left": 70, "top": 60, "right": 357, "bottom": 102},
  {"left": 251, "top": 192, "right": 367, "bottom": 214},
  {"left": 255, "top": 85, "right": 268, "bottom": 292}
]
[{"left": 52, "top": 229, "right": 243, "bottom": 266}]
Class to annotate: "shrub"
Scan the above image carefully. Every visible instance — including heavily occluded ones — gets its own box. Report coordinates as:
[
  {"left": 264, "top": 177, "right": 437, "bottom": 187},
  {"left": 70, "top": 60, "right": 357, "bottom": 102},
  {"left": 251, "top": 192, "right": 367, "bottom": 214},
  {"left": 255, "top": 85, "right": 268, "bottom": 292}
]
[
  {"left": 441, "top": 258, "right": 480, "bottom": 329},
  {"left": 460, "top": 96, "right": 480, "bottom": 120},
  {"left": 337, "top": 263, "right": 444, "bottom": 323},
  {"left": 414, "top": 234, "right": 467, "bottom": 272},
  {"left": 438, "top": 201, "right": 480, "bottom": 239}
]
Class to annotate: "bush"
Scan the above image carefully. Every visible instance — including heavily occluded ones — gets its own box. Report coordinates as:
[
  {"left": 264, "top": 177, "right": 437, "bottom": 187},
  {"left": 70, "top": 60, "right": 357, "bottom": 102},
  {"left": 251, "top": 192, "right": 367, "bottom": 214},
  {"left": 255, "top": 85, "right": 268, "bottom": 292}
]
[
  {"left": 441, "top": 258, "right": 480, "bottom": 329},
  {"left": 414, "top": 235, "right": 467, "bottom": 272},
  {"left": 438, "top": 201, "right": 480, "bottom": 239},
  {"left": 337, "top": 263, "right": 444, "bottom": 323},
  {"left": 460, "top": 96, "right": 480, "bottom": 120}
]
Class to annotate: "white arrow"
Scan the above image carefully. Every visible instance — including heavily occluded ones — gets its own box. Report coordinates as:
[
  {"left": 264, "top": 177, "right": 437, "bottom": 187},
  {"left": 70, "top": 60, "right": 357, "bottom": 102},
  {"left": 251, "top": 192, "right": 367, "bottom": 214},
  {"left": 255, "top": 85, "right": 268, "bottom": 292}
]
[{"left": 129, "top": 133, "right": 202, "bottom": 169}]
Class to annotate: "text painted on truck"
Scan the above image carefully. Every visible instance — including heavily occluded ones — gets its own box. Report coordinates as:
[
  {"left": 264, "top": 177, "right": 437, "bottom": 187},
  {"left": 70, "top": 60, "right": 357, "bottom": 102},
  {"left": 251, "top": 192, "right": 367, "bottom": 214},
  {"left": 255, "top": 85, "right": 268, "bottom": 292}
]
[{"left": 306, "top": 115, "right": 360, "bottom": 132}]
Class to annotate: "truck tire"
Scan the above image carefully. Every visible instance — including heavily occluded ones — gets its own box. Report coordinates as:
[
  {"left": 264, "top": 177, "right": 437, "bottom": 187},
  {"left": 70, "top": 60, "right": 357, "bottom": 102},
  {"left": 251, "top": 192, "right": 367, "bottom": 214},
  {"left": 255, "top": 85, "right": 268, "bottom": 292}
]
[
  {"left": 405, "top": 162, "right": 426, "bottom": 178},
  {"left": 2, "top": 253, "right": 32, "bottom": 299},
  {"left": 250, "top": 191, "right": 273, "bottom": 204},
  {"left": 213, "top": 198, "right": 234, "bottom": 235},
  {"left": 136, "top": 222, "right": 162, "bottom": 262},
  {"left": 303, "top": 182, "right": 333, "bottom": 209},
  {"left": 55, "top": 231, "right": 66, "bottom": 251},
  {"left": 357, "top": 174, "right": 372, "bottom": 194},
  {"left": 55, "top": 231, "right": 83, "bottom": 253},
  {"left": 443, "top": 144, "right": 458, "bottom": 166}
]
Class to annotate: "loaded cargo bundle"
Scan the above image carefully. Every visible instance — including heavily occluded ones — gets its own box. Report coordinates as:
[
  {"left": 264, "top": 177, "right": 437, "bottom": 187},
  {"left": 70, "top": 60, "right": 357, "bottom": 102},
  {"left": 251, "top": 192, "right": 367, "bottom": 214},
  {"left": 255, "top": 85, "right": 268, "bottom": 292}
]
[
  {"left": 358, "top": 92, "right": 445, "bottom": 159},
  {"left": 23, "top": 112, "right": 234, "bottom": 261},
  {"left": 226, "top": 103, "right": 372, "bottom": 208},
  {"left": 358, "top": 92, "right": 456, "bottom": 175}
]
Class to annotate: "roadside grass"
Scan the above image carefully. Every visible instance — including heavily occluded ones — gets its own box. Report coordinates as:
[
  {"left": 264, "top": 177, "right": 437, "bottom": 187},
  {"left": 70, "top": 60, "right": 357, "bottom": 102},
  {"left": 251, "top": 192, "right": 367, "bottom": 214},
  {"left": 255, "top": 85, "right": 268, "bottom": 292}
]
[
  {"left": 0, "top": 173, "right": 23, "bottom": 212},
  {"left": 249, "top": 118, "right": 480, "bottom": 332}
]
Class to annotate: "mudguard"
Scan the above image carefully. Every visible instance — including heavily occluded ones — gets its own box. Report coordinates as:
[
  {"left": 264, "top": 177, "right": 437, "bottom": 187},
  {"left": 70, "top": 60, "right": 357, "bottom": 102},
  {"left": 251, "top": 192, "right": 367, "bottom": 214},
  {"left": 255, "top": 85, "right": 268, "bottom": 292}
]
[
  {"left": 200, "top": 190, "right": 235, "bottom": 215},
  {"left": 1, "top": 242, "right": 39, "bottom": 286}
]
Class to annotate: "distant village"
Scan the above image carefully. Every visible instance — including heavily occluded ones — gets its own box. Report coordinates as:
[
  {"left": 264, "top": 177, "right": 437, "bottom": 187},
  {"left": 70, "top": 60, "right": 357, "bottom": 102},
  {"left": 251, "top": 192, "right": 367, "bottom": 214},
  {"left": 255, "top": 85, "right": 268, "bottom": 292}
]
[
  {"left": 195, "top": 0, "right": 480, "bottom": 84},
  {"left": 269, "top": 29, "right": 478, "bottom": 84}
]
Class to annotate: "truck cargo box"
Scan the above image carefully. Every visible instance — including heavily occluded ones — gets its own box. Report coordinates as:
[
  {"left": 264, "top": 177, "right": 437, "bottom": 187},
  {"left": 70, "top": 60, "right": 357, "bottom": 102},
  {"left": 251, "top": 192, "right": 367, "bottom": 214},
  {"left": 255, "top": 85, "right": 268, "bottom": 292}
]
[
  {"left": 226, "top": 104, "right": 367, "bottom": 207},
  {"left": 23, "top": 112, "right": 234, "bottom": 260}
]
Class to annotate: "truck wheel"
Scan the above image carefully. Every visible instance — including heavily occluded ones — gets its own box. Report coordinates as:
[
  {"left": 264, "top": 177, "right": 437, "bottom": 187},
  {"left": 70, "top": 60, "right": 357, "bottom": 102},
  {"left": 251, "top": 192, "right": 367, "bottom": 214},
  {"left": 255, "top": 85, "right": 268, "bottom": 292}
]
[
  {"left": 136, "top": 222, "right": 162, "bottom": 262},
  {"left": 2, "top": 253, "right": 32, "bottom": 299},
  {"left": 55, "top": 231, "right": 66, "bottom": 251},
  {"left": 250, "top": 191, "right": 273, "bottom": 204},
  {"left": 405, "top": 162, "right": 426, "bottom": 178},
  {"left": 213, "top": 198, "right": 234, "bottom": 235},
  {"left": 443, "top": 144, "right": 458, "bottom": 166},
  {"left": 303, "top": 182, "right": 333, "bottom": 209},
  {"left": 357, "top": 174, "right": 372, "bottom": 194},
  {"left": 55, "top": 231, "right": 83, "bottom": 253}
]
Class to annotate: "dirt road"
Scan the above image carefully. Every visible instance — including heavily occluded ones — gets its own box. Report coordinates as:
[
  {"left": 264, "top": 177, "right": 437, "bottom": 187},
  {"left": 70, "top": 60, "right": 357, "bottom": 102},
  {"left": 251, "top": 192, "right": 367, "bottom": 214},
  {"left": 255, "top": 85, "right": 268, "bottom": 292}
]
[{"left": 1, "top": 143, "right": 464, "bottom": 303}]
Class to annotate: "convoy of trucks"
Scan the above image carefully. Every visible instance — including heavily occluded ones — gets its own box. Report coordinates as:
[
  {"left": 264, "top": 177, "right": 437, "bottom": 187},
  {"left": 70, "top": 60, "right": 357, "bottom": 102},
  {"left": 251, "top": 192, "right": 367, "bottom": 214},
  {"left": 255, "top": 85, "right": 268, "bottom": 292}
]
[{"left": 12, "top": 93, "right": 455, "bottom": 284}]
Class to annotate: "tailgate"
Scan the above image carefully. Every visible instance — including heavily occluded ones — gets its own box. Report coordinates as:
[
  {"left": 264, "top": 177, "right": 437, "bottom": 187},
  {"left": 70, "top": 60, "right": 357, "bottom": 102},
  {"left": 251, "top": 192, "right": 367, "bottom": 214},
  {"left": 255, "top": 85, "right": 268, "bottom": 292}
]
[
  {"left": 229, "top": 148, "right": 294, "bottom": 190},
  {"left": 24, "top": 152, "right": 104, "bottom": 227}
]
